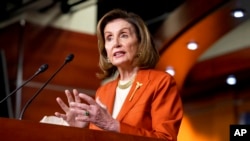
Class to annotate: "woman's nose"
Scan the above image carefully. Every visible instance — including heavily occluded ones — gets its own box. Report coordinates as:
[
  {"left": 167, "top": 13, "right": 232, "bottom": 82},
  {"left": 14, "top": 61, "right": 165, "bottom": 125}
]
[{"left": 113, "top": 38, "right": 121, "bottom": 48}]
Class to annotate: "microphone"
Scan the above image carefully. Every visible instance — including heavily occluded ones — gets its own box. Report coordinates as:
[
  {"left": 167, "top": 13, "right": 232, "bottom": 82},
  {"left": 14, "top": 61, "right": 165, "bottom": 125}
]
[
  {"left": 0, "top": 64, "right": 48, "bottom": 104},
  {"left": 19, "top": 54, "right": 74, "bottom": 120}
]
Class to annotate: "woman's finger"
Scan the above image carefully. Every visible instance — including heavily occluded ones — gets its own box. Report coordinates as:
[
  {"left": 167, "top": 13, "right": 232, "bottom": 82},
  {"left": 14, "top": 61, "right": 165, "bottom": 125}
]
[
  {"left": 65, "top": 89, "right": 74, "bottom": 104},
  {"left": 78, "top": 93, "right": 96, "bottom": 105},
  {"left": 54, "top": 112, "right": 67, "bottom": 120},
  {"left": 56, "top": 97, "right": 69, "bottom": 112},
  {"left": 73, "top": 89, "right": 81, "bottom": 103},
  {"left": 70, "top": 102, "right": 89, "bottom": 110}
]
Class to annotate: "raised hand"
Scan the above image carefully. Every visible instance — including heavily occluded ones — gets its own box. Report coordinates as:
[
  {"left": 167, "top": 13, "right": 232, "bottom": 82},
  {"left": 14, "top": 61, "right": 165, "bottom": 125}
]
[
  {"left": 69, "top": 94, "right": 120, "bottom": 132},
  {"left": 54, "top": 89, "right": 89, "bottom": 128}
]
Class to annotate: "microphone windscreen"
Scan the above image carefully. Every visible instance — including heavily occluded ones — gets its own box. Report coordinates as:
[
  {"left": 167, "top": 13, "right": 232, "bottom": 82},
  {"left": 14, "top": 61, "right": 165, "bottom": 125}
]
[
  {"left": 65, "top": 54, "right": 74, "bottom": 63},
  {"left": 39, "top": 64, "right": 49, "bottom": 73}
]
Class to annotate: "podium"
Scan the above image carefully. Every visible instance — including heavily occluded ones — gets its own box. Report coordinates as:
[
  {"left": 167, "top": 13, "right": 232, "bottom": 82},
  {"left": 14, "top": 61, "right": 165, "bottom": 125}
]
[{"left": 0, "top": 117, "right": 163, "bottom": 141}]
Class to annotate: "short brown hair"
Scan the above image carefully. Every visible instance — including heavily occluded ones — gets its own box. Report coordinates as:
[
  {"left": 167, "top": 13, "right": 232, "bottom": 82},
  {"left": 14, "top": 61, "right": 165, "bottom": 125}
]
[{"left": 96, "top": 9, "right": 159, "bottom": 79}]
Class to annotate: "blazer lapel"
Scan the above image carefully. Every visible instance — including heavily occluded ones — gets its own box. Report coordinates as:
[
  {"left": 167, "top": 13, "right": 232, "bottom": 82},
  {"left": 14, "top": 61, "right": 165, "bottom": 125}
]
[
  {"left": 116, "top": 70, "right": 150, "bottom": 121},
  {"left": 102, "top": 79, "right": 118, "bottom": 115}
]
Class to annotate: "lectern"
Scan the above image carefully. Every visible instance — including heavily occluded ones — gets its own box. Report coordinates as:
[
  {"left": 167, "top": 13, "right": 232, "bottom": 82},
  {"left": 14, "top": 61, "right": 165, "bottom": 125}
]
[{"left": 0, "top": 117, "right": 164, "bottom": 141}]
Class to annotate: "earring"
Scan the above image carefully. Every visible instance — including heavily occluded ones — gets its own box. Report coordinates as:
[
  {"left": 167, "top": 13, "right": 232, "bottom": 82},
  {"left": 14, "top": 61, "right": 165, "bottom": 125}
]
[{"left": 137, "top": 52, "right": 141, "bottom": 57}]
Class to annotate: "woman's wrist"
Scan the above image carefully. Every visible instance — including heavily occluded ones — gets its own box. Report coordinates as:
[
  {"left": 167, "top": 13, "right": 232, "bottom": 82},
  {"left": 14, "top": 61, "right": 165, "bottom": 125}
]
[{"left": 106, "top": 119, "right": 120, "bottom": 132}]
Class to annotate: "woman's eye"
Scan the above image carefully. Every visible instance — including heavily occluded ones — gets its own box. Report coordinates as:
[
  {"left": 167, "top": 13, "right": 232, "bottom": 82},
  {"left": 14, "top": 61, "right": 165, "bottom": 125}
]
[
  {"left": 106, "top": 36, "right": 112, "bottom": 41},
  {"left": 121, "top": 34, "right": 128, "bottom": 38}
]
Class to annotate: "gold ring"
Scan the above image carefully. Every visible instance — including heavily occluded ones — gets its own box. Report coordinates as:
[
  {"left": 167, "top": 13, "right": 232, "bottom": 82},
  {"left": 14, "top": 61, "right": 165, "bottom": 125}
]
[{"left": 85, "top": 111, "right": 90, "bottom": 116}]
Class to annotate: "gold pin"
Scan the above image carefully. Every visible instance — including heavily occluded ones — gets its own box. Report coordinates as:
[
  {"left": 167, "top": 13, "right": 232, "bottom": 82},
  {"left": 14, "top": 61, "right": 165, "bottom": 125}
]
[{"left": 129, "top": 82, "right": 143, "bottom": 101}]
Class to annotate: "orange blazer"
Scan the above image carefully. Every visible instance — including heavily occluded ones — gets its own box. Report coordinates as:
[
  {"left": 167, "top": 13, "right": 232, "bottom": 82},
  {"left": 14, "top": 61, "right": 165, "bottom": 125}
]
[{"left": 89, "top": 69, "right": 183, "bottom": 141}]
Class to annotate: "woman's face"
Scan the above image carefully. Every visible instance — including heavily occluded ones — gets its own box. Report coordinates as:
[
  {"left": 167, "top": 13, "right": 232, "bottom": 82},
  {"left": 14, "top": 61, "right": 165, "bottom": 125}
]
[{"left": 104, "top": 18, "right": 139, "bottom": 68}]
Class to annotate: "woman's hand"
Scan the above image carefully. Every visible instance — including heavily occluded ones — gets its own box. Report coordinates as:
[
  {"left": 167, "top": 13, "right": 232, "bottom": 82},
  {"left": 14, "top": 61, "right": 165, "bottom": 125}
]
[
  {"left": 54, "top": 89, "right": 89, "bottom": 128},
  {"left": 70, "top": 94, "right": 120, "bottom": 132}
]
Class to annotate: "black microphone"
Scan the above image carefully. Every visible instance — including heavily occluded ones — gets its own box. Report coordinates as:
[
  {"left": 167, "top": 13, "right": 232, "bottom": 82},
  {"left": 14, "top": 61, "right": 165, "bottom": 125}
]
[
  {"left": 0, "top": 64, "right": 48, "bottom": 104},
  {"left": 19, "top": 54, "right": 74, "bottom": 120}
]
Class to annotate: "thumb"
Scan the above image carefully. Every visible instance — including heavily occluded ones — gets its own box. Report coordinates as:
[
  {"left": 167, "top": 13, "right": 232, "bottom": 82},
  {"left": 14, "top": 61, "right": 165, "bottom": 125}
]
[{"left": 96, "top": 97, "right": 107, "bottom": 109}]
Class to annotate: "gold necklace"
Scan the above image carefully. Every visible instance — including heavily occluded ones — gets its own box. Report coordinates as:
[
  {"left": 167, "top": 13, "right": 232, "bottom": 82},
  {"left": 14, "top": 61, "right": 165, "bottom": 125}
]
[{"left": 118, "top": 77, "right": 135, "bottom": 89}]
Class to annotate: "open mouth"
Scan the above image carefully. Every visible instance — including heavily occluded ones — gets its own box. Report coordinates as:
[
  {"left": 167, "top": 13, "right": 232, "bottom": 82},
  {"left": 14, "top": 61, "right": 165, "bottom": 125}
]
[{"left": 113, "top": 51, "right": 126, "bottom": 57}]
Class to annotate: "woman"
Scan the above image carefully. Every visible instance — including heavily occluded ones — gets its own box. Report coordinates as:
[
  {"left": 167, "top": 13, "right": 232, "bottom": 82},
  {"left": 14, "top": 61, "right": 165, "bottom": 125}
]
[{"left": 54, "top": 9, "right": 183, "bottom": 141}]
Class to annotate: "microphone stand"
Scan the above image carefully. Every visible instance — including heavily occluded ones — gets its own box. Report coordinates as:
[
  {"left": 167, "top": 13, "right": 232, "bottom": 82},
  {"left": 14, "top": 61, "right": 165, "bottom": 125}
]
[{"left": 19, "top": 54, "right": 74, "bottom": 120}]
